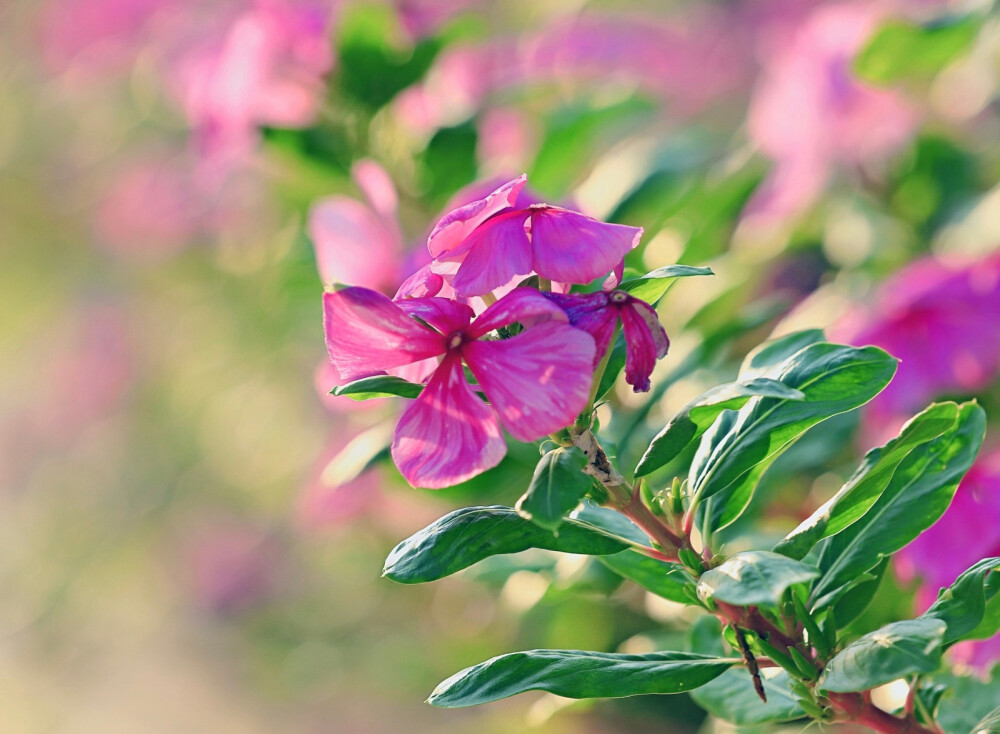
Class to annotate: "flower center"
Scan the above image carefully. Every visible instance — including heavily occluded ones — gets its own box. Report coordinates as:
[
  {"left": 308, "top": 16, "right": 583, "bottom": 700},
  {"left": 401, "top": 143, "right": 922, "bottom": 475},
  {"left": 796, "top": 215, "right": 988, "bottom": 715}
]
[
  {"left": 447, "top": 333, "right": 465, "bottom": 350},
  {"left": 609, "top": 290, "right": 629, "bottom": 304}
]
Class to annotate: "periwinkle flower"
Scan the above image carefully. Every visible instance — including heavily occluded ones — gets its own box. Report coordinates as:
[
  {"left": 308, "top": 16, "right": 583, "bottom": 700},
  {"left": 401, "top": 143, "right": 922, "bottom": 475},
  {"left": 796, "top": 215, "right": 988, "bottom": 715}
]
[
  {"left": 428, "top": 175, "right": 642, "bottom": 296},
  {"left": 323, "top": 287, "right": 596, "bottom": 488},
  {"left": 544, "top": 289, "right": 670, "bottom": 392}
]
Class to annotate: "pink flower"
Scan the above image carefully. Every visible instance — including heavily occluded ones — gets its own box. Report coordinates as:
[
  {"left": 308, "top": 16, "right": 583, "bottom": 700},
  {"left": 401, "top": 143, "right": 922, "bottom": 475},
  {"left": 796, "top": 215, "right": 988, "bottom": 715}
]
[
  {"left": 428, "top": 176, "right": 642, "bottom": 297},
  {"left": 323, "top": 288, "right": 596, "bottom": 488},
  {"left": 167, "top": 0, "right": 335, "bottom": 177},
  {"left": 309, "top": 160, "right": 403, "bottom": 292},
  {"left": 544, "top": 290, "right": 670, "bottom": 393},
  {"left": 744, "top": 2, "right": 917, "bottom": 224},
  {"left": 834, "top": 253, "right": 1000, "bottom": 441},
  {"left": 837, "top": 251, "right": 1000, "bottom": 670}
]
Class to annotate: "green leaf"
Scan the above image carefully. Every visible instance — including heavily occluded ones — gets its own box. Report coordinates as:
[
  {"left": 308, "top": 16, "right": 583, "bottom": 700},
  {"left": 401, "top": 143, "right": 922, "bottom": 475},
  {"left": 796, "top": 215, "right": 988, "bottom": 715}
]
[
  {"left": 817, "top": 618, "right": 947, "bottom": 693},
  {"left": 774, "top": 402, "right": 959, "bottom": 560},
  {"left": 697, "top": 551, "right": 819, "bottom": 607},
  {"left": 854, "top": 16, "right": 982, "bottom": 86},
  {"left": 691, "top": 343, "right": 897, "bottom": 533},
  {"left": 636, "top": 378, "right": 804, "bottom": 477},
  {"left": 597, "top": 551, "right": 693, "bottom": 603},
  {"left": 383, "top": 506, "right": 630, "bottom": 584},
  {"left": 331, "top": 375, "right": 424, "bottom": 400},
  {"left": 833, "top": 557, "right": 890, "bottom": 628},
  {"left": 920, "top": 557, "right": 1000, "bottom": 645},
  {"left": 428, "top": 649, "right": 738, "bottom": 707},
  {"left": 688, "top": 615, "right": 806, "bottom": 724},
  {"left": 970, "top": 705, "right": 1000, "bottom": 734},
  {"left": 515, "top": 447, "right": 593, "bottom": 531},
  {"left": 595, "top": 329, "right": 627, "bottom": 400},
  {"left": 693, "top": 669, "right": 806, "bottom": 725},
  {"left": 739, "top": 329, "right": 826, "bottom": 379},
  {"left": 929, "top": 668, "right": 1000, "bottom": 734},
  {"left": 617, "top": 264, "right": 714, "bottom": 304},
  {"left": 810, "top": 402, "right": 986, "bottom": 610},
  {"left": 569, "top": 499, "right": 652, "bottom": 547}
]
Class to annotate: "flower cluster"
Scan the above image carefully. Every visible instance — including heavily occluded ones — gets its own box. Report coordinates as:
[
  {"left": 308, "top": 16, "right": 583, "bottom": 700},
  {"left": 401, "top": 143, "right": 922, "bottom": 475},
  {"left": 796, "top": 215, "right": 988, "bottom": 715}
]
[{"left": 323, "top": 175, "right": 670, "bottom": 488}]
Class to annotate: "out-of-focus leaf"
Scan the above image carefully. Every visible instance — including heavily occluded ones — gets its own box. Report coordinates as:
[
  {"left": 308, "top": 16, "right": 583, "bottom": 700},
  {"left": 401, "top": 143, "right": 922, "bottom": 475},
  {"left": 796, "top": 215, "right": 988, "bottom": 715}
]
[
  {"left": 428, "top": 649, "right": 738, "bottom": 707},
  {"left": 818, "top": 618, "right": 946, "bottom": 692},
  {"left": 697, "top": 551, "right": 819, "bottom": 607},
  {"left": 597, "top": 551, "right": 692, "bottom": 603},
  {"left": 774, "top": 402, "right": 959, "bottom": 560},
  {"left": 810, "top": 402, "right": 986, "bottom": 610},
  {"left": 691, "top": 343, "right": 897, "bottom": 533},
  {"left": 383, "top": 506, "right": 631, "bottom": 583},
  {"left": 636, "top": 378, "right": 804, "bottom": 477},
  {"left": 854, "top": 16, "right": 982, "bottom": 85},
  {"left": 617, "top": 264, "right": 714, "bottom": 304},
  {"left": 920, "top": 557, "right": 1000, "bottom": 645},
  {"left": 332, "top": 374, "right": 424, "bottom": 400},
  {"left": 970, "top": 706, "right": 1000, "bottom": 734},
  {"left": 928, "top": 668, "right": 1000, "bottom": 734},
  {"left": 516, "top": 447, "right": 593, "bottom": 531}
]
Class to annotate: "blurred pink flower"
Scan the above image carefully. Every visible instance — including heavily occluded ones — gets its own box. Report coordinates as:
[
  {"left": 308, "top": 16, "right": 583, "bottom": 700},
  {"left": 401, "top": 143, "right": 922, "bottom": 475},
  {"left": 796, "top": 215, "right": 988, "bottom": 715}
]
[
  {"left": 40, "top": 0, "right": 170, "bottom": 76},
  {"left": 834, "top": 253, "right": 1000, "bottom": 439},
  {"left": 95, "top": 152, "right": 207, "bottom": 257},
  {"left": 394, "top": 11, "right": 746, "bottom": 136},
  {"left": 180, "top": 519, "right": 282, "bottom": 615},
  {"left": 836, "top": 251, "right": 1000, "bottom": 670},
  {"left": 744, "top": 2, "right": 917, "bottom": 224},
  {"left": 392, "top": 0, "right": 479, "bottom": 41},
  {"left": 309, "top": 160, "right": 403, "bottom": 292},
  {"left": 167, "top": 0, "right": 336, "bottom": 178}
]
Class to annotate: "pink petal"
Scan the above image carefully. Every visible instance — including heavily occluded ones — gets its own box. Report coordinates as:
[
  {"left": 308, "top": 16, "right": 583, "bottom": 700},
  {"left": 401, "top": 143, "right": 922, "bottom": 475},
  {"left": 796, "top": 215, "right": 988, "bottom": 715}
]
[
  {"left": 391, "top": 355, "right": 506, "bottom": 488},
  {"left": 529, "top": 207, "right": 642, "bottom": 284},
  {"left": 352, "top": 159, "right": 397, "bottom": 218},
  {"left": 448, "top": 209, "right": 533, "bottom": 295},
  {"left": 323, "top": 287, "right": 444, "bottom": 382},
  {"left": 620, "top": 299, "right": 669, "bottom": 392},
  {"left": 544, "top": 292, "right": 619, "bottom": 366},
  {"left": 463, "top": 323, "right": 596, "bottom": 440},
  {"left": 467, "top": 287, "right": 570, "bottom": 339},
  {"left": 604, "top": 259, "right": 626, "bottom": 290},
  {"left": 427, "top": 174, "right": 527, "bottom": 258},
  {"left": 309, "top": 196, "right": 401, "bottom": 291},
  {"left": 395, "top": 297, "right": 474, "bottom": 335},
  {"left": 395, "top": 264, "right": 445, "bottom": 299}
]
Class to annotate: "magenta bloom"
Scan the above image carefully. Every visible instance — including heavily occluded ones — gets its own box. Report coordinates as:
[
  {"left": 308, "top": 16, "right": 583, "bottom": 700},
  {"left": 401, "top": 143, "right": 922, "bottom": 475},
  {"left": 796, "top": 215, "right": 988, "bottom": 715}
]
[
  {"left": 428, "top": 176, "right": 642, "bottom": 297},
  {"left": 545, "top": 290, "right": 669, "bottom": 392},
  {"left": 323, "top": 288, "right": 596, "bottom": 488}
]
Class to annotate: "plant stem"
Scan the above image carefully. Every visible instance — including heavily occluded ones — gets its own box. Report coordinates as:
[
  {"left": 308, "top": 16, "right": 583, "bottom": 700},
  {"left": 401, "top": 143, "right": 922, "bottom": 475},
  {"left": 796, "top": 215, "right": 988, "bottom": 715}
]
[{"left": 827, "top": 692, "right": 939, "bottom": 734}]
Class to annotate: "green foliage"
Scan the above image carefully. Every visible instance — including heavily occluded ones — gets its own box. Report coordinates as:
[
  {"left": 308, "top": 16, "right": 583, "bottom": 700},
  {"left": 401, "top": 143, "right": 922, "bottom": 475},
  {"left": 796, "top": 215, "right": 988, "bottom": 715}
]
[
  {"left": 637, "top": 378, "right": 805, "bottom": 478},
  {"left": 810, "top": 402, "right": 986, "bottom": 610},
  {"left": 690, "top": 343, "right": 897, "bottom": 533},
  {"left": 774, "top": 402, "right": 960, "bottom": 559},
  {"left": 516, "top": 447, "right": 593, "bottom": 531},
  {"left": 855, "top": 15, "right": 982, "bottom": 85},
  {"left": 331, "top": 374, "right": 424, "bottom": 400},
  {"left": 597, "top": 551, "right": 693, "bottom": 603},
  {"left": 427, "top": 649, "right": 738, "bottom": 708},
  {"left": 383, "top": 506, "right": 631, "bottom": 583},
  {"left": 919, "top": 557, "right": 1000, "bottom": 645},
  {"left": 971, "top": 706, "right": 1000, "bottom": 734},
  {"left": 697, "top": 551, "right": 819, "bottom": 607},
  {"left": 616, "top": 264, "right": 714, "bottom": 305},
  {"left": 817, "top": 618, "right": 947, "bottom": 692}
]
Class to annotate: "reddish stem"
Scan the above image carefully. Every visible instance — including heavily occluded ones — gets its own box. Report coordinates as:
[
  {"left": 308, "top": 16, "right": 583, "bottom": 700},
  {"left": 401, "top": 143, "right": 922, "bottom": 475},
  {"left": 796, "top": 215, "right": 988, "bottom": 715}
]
[{"left": 827, "top": 692, "right": 938, "bottom": 734}]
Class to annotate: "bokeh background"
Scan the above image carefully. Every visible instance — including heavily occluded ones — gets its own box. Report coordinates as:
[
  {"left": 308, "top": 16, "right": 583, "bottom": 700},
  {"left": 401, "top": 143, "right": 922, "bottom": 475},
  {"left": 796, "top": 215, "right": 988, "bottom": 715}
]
[{"left": 2, "top": 0, "right": 1000, "bottom": 732}]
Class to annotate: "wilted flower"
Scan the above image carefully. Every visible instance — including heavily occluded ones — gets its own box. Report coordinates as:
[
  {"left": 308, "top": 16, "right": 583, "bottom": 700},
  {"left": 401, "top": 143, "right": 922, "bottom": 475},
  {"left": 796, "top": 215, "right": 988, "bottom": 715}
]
[
  {"left": 323, "top": 287, "right": 595, "bottom": 487},
  {"left": 544, "top": 290, "right": 670, "bottom": 392}
]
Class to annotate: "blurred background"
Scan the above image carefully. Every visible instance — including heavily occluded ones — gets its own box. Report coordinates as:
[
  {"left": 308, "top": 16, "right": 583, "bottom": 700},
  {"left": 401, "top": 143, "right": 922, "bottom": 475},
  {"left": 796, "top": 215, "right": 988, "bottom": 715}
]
[{"left": 2, "top": 0, "right": 1000, "bottom": 731}]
